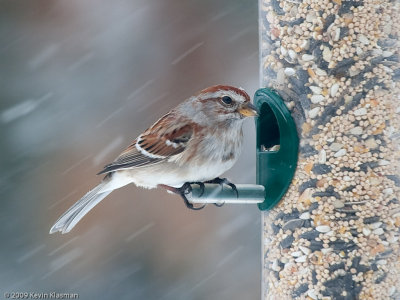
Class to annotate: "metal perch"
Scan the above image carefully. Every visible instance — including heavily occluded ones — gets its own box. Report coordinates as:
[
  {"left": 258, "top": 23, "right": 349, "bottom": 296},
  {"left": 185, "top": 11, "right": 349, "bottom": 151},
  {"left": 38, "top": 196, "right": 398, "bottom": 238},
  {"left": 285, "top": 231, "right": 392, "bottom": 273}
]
[{"left": 187, "top": 183, "right": 265, "bottom": 204}]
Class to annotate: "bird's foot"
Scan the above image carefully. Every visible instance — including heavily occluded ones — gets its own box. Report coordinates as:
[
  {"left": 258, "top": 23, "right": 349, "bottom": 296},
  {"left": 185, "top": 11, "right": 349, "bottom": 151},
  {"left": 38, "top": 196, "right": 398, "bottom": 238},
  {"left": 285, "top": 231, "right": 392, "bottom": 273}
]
[
  {"left": 190, "top": 182, "right": 206, "bottom": 197},
  {"left": 159, "top": 179, "right": 235, "bottom": 209},
  {"left": 205, "top": 177, "right": 239, "bottom": 205},
  {"left": 158, "top": 183, "right": 206, "bottom": 210},
  {"left": 178, "top": 182, "right": 206, "bottom": 210},
  {"left": 192, "top": 181, "right": 224, "bottom": 207}
]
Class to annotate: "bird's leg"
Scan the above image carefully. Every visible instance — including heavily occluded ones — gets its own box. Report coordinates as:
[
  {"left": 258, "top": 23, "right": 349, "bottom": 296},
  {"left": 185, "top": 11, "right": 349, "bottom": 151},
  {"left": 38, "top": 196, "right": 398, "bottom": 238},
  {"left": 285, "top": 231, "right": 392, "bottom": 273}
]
[
  {"left": 158, "top": 183, "right": 206, "bottom": 210},
  {"left": 205, "top": 177, "right": 239, "bottom": 207}
]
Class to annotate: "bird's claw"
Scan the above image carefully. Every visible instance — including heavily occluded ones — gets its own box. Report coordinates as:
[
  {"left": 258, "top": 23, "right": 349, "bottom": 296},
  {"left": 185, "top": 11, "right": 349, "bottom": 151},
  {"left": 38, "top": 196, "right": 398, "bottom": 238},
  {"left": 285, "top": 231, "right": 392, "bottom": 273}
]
[
  {"left": 191, "top": 182, "right": 206, "bottom": 197},
  {"left": 198, "top": 181, "right": 225, "bottom": 207},
  {"left": 180, "top": 182, "right": 192, "bottom": 195},
  {"left": 178, "top": 182, "right": 206, "bottom": 210},
  {"left": 205, "top": 177, "right": 239, "bottom": 198}
]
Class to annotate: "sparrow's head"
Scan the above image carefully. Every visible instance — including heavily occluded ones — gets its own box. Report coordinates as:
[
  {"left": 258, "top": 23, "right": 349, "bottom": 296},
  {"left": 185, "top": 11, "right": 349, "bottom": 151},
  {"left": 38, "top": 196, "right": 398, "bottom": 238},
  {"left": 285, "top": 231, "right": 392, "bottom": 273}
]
[{"left": 189, "top": 85, "right": 259, "bottom": 123}]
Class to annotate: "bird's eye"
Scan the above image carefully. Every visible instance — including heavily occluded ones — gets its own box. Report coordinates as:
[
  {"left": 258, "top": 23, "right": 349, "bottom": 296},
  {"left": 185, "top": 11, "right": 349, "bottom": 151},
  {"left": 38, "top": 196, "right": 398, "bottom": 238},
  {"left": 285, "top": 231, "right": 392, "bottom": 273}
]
[{"left": 221, "top": 96, "right": 233, "bottom": 106}]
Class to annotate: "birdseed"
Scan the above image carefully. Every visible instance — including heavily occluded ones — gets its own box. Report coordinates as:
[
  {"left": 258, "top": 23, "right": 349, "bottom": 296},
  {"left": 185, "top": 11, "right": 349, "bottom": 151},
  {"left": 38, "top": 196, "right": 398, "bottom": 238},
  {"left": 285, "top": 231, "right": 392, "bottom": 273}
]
[{"left": 260, "top": 0, "right": 400, "bottom": 298}]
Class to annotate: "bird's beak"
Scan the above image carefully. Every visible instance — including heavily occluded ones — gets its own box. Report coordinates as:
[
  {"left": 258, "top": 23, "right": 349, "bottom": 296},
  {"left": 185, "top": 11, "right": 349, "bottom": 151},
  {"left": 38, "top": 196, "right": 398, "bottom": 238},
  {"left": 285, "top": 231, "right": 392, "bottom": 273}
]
[{"left": 238, "top": 102, "right": 259, "bottom": 117}]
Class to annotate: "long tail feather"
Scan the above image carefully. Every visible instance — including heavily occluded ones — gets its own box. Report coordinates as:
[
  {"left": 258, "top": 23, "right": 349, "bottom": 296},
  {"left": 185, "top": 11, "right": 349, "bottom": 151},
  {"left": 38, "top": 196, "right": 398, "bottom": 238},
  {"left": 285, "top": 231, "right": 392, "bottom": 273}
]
[{"left": 50, "top": 182, "right": 112, "bottom": 234}]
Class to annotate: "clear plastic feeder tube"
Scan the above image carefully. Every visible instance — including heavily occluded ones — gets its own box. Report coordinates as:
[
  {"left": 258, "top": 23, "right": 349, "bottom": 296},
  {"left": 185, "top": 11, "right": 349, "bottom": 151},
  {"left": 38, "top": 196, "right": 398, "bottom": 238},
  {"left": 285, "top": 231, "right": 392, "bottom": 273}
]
[{"left": 260, "top": 0, "right": 400, "bottom": 298}]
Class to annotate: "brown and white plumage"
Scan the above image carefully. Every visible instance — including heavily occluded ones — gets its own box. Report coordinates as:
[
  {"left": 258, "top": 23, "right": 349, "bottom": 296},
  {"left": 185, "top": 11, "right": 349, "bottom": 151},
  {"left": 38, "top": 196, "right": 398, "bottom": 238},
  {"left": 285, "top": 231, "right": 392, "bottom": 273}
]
[{"left": 50, "top": 85, "right": 258, "bottom": 234}]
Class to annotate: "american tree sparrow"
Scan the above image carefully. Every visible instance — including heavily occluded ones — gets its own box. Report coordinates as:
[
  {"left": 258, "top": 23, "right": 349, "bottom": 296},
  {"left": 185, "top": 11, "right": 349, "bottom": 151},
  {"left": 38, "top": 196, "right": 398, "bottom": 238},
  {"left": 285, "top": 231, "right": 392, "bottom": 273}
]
[{"left": 50, "top": 85, "right": 258, "bottom": 234}]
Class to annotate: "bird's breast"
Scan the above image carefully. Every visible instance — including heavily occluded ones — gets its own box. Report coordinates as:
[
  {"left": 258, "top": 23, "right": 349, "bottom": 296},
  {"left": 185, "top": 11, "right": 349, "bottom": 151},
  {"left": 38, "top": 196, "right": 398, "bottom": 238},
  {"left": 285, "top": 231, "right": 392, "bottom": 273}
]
[{"left": 178, "top": 124, "right": 244, "bottom": 168}]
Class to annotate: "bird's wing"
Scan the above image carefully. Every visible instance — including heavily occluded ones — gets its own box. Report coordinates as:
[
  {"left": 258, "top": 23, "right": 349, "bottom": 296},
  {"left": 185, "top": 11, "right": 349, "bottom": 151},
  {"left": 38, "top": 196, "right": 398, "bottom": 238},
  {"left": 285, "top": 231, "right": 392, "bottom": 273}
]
[{"left": 97, "top": 112, "right": 193, "bottom": 174}]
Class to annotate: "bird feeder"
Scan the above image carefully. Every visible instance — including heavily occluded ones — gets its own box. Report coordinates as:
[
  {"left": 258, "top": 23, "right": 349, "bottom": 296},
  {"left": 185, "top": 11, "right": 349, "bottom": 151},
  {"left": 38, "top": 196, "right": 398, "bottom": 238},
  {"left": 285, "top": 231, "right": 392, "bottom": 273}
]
[
  {"left": 260, "top": 0, "right": 400, "bottom": 299},
  {"left": 255, "top": 88, "right": 299, "bottom": 210},
  {"left": 187, "top": 87, "right": 299, "bottom": 210}
]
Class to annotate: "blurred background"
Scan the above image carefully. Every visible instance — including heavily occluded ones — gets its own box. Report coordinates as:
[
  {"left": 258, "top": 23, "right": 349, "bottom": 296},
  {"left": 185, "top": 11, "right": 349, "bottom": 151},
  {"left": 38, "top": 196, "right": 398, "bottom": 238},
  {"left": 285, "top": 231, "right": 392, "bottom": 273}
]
[{"left": 0, "top": 0, "right": 259, "bottom": 299}]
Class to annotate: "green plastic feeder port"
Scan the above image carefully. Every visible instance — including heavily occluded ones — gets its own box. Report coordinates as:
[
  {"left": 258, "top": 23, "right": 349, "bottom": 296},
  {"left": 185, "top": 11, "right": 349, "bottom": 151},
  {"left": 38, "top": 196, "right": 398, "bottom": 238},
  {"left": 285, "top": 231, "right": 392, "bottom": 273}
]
[{"left": 255, "top": 88, "right": 299, "bottom": 211}]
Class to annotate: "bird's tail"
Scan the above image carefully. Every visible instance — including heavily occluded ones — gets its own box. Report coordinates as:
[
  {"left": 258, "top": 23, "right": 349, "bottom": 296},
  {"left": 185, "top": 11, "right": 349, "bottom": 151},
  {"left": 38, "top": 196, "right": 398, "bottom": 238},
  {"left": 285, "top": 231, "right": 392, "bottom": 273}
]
[{"left": 49, "top": 180, "right": 113, "bottom": 234}]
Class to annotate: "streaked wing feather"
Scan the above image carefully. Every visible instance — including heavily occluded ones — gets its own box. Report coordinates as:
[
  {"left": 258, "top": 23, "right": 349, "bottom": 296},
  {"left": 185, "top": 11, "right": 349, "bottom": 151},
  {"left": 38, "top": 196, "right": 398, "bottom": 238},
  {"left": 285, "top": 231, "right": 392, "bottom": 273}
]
[
  {"left": 97, "top": 145, "right": 161, "bottom": 174},
  {"left": 97, "top": 113, "right": 193, "bottom": 174}
]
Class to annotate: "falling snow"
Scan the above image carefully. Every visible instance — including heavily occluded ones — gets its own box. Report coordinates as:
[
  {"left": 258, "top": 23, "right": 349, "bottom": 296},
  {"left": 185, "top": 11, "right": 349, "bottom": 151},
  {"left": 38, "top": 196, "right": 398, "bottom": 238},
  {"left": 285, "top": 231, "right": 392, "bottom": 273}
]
[{"left": 1, "top": 1, "right": 259, "bottom": 299}]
